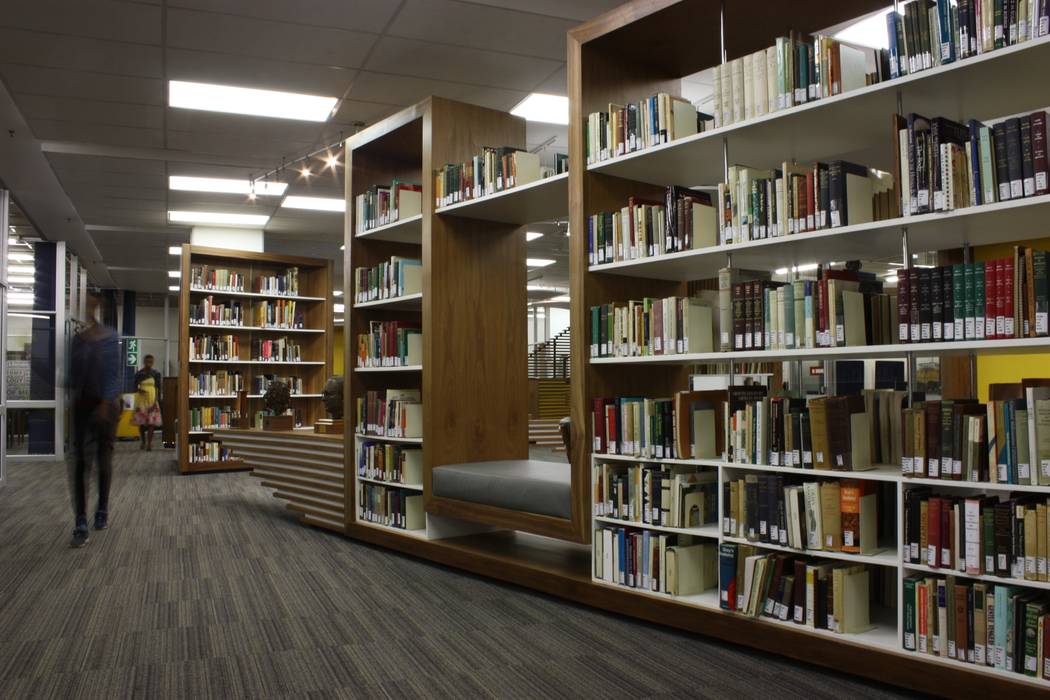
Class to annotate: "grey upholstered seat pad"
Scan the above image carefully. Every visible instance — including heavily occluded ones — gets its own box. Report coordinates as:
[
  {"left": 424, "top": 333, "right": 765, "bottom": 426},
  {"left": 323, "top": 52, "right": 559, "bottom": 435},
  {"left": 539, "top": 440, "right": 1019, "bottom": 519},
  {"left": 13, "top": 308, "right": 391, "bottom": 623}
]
[{"left": 432, "top": 460, "right": 571, "bottom": 519}]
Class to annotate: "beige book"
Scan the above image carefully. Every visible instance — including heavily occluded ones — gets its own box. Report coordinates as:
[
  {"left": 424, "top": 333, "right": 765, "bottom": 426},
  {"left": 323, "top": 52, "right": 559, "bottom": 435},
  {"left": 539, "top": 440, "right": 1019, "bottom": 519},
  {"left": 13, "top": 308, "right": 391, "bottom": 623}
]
[
  {"left": 764, "top": 46, "right": 778, "bottom": 114},
  {"left": 840, "top": 568, "right": 873, "bottom": 633},
  {"left": 666, "top": 542, "right": 717, "bottom": 596},
  {"left": 730, "top": 57, "right": 744, "bottom": 125},
  {"left": 711, "top": 64, "right": 722, "bottom": 128},
  {"left": 819, "top": 481, "right": 842, "bottom": 550},
  {"left": 404, "top": 493, "right": 425, "bottom": 530},
  {"left": 690, "top": 200, "right": 717, "bottom": 249},
  {"left": 849, "top": 410, "right": 874, "bottom": 470},
  {"left": 405, "top": 332, "right": 422, "bottom": 366},
  {"left": 741, "top": 52, "right": 754, "bottom": 120},
  {"left": 803, "top": 481, "right": 824, "bottom": 550},
  {"left": 680, "top": 298, "right": 713, "bottom": 353},
  {"left": 1037, "top": 503, "right": 1048, "bottom": 582},
  {"left": 395, "top": 188, "right": 422, "bottom": 220},
  {"left": 720, "top": 59, "right": 734, "bottom": 127},
  {"left": 669, "top": 96, "right": 698, "bottom": 141},
  {"left": 842, "top": 290, "right": 868, "bottom": 347},
  {"left": 510, "top": 151, "right": 541, "bottom": 188},
  {"left": 402, "top": 449, "right": 423, "bottom": 485}
]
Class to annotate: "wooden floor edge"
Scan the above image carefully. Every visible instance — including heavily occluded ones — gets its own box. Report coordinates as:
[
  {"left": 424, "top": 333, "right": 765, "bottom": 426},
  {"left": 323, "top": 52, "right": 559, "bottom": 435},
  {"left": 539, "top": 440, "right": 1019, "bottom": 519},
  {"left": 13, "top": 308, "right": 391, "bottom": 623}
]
[{"left": 341, "top": 522, "right": 1048, "bottom": 699}]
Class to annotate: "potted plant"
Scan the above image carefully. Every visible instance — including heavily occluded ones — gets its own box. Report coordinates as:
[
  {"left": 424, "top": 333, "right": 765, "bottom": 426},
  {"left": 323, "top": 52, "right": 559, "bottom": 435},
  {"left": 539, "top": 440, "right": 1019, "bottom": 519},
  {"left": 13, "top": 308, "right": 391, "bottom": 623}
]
[{"left": 261, "top": 380, "right": 295, "bottom": 431}]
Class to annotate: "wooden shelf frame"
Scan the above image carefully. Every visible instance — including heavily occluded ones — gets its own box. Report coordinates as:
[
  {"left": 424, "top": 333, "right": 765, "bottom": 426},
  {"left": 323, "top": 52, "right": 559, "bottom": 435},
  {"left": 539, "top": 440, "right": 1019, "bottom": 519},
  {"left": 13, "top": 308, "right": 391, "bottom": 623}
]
[{"left": 177, "top": 245, "right": 333, "bottom": 474}]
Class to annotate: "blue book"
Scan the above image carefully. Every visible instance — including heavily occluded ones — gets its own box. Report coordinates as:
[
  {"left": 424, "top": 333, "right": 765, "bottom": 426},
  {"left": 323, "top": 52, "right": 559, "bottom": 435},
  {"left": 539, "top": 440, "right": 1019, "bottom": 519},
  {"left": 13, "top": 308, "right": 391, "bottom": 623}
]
[
  {"left": 936, "top": 0, "right": 955, "bottom": 65},
  {"left": 886, "top": 11, "right": 902, "bottom": 79},
  {"left": 617, "top": 528, "right": 626, "bottom": 585},
  {"left": 641, "top": 530, "right": 651, "bottom": 590},
  {"left": 718, "top": 543, "right": 737, "bottom": 611}
]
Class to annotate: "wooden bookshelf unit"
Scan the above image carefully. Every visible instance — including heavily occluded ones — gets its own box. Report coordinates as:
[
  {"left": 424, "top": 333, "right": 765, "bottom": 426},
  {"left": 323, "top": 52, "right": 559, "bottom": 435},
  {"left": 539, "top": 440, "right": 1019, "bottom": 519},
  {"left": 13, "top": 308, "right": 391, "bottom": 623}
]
[{"left": 176, "top": 245, "right": 333, "bottom": 474}]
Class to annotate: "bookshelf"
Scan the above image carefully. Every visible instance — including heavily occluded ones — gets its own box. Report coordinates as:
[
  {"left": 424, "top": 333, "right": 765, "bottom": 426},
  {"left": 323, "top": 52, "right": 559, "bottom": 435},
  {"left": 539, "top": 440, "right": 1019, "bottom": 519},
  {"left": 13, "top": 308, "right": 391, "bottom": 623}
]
[
  {"left": 570, "top": 0, "right": 1050, "bottom": 692},
  {"left": 344, "top": 97, "right": 530, "bottom": 539},
  {"left": 176, "top": 245, "right": 333, "bottom": 474}
]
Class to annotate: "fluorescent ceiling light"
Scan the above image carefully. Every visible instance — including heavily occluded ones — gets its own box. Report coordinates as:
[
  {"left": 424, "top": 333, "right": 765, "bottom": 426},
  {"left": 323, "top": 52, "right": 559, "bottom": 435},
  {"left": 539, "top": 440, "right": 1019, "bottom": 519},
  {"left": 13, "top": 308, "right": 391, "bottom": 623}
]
[
  {"left": 334, "top": 303, "right": 345, "bottom": 313},
  {"left": 168, "top": 246, "right": 182, "bottom": 255},
  {"left": 526, "top": 258, "right": 556, "bottom": 268},
  {"left": 527, "top": 285, "right": 566, "bottom": 293},
  {"left": 9, "top": 265, "right": 34, "bottom": 275},
  {"left": 168, "top": 270, "right": 181, "bottom": 278},
  {"left": 773, "top": 263, "right": 820, "bottom": 275},
  {"left": 333, "top": 290, "right": 343, "bottom": 297},
  {"left": 549, "top": 295, "right": 571, "bottom": 302},
  {"left": 334, "top": 318, "right": 344, "bottom": 324},
  {"left": 884, "top": 275, "right": 899, "bottom": 284},
  {"left": 834, "top": 7, "right": 892, "bottom": 50},
  {"left": 525, "top": 231, "right": 543, "bottom": 242},
  {"left": 169, "top": 176, "right": 287, "bottom": 196},
  {"left": 511, "top": 93, "right": 569, "bottom": 125},
  {"left": 168, "top": 285, "right": 180, "bottom": 292},
  {"left": 168, "top": 210, "right": 269, "bottom": 226},
  {"left": 9, "top": 313, "right": 50, "bottom": 320},
  {"left": 8, "top": 252, "right": 33, "bottom": 262},
  {"left": 8, "top": 275, "right": 34, "bottom": 284},
  {"left": 169, "top": 80, "right": 337, "bottom": 122},
  {"left": 281, "top": 196, "right": 345, "bottom": 212}
]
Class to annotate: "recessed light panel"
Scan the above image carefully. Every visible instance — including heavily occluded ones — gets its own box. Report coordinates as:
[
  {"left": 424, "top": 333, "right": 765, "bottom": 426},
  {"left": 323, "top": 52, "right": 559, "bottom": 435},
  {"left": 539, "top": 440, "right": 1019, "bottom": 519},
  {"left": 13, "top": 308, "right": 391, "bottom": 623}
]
[{"left": 169, "top": 80, "right": 337, "bottom": 122}]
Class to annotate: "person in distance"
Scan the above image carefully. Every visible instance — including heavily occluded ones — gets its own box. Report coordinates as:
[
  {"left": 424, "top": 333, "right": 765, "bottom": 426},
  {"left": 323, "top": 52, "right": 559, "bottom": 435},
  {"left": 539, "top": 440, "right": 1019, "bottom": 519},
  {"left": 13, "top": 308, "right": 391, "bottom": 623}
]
[
  {"left": 132, "top": 354, "right": 163, "bottom": 451},
  {"left": 67, "top": 291, "right": 120, "bottom": 548}
]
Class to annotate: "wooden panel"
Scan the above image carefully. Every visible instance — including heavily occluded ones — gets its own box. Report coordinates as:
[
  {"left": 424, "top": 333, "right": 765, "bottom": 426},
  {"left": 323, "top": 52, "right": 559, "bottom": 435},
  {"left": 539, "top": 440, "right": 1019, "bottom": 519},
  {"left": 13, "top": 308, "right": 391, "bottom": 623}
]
[
  {"left": 426, "top": 495, "right": 579, "bottom": 541},
  {"left": 256, "top": 474, "right": 344, "bottom": 495},
  {"left": 277, "top": 492, "right": 345, "bottom": 516},
  {"left": 267, "top": 483, "right": 345, "bottom": 505},
  {"left": 251, "top": 464, "right": 343, "bottom": 485}
]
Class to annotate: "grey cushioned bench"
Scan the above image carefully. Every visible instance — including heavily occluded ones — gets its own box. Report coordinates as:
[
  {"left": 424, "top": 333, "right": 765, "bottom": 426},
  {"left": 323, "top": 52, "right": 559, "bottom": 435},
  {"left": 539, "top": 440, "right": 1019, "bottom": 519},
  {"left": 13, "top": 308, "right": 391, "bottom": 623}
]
[{"left": 432, "top": 460, "right": 572, "bottom": 520}]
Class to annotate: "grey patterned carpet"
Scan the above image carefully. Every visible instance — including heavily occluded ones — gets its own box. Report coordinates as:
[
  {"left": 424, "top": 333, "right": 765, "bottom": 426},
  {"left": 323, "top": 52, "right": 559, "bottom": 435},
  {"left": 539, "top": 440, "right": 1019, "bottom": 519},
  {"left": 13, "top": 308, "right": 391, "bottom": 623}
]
[{"left": 0, "top": 445, "right": 916, "bottom": 699}]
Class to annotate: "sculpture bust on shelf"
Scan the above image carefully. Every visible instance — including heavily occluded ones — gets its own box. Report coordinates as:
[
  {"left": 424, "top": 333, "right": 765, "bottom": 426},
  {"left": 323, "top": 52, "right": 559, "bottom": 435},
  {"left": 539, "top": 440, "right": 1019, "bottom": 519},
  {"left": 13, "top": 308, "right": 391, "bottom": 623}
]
[{"left": 322, "top": 375, "right": 344, "bottom": 419}]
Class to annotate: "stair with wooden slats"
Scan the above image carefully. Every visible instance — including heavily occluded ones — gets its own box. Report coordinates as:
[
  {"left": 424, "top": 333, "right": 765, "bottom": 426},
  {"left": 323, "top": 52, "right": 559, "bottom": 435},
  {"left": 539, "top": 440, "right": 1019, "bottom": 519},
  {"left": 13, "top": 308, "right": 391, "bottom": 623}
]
[
  {"left": 534, "top": 379, "right": 570, "bottom": 419},
  {"left": 529, "top": 417, "right": 567, "bottom": 452}
]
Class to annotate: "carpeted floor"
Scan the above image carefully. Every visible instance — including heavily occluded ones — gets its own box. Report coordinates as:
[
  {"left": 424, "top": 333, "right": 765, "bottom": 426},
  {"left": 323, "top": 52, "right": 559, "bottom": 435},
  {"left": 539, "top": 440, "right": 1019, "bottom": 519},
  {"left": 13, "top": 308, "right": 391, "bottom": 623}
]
[{"left": 0, "top": 445, "right": 917, "bottom": 699}]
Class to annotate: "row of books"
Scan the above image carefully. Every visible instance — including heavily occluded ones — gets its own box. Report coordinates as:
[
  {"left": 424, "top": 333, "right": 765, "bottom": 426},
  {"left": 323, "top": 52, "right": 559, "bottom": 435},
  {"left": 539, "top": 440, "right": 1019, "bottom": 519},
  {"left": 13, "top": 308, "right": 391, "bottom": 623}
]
[
  {"left": 585, "top": 186, "right": 715, "bottom": 265},
  {"left": 887, "top": 0, "right": 1050, "bottom": 81},
  {"left": 190, "top": 297, "right": 243, "bottom": 326},
  {"left": 357, "top": 442, "right": 422, "bottom": 486},
  {"left": 711, "top": 35, "right": 885, "bottom": 130},
  {"left": 251, "top": 338, "right": 302, "bottom": 363},
  {"left": 254, "top": 374, "right": 304, "bottom": 396},
  {"left": 354, "top": 389, "right": 422, "bottom": 439},
  {"left": 593, "top": 528, "right": 717, "bottom": 597},
  {"left": 355, "top": 321, "right": 421, "bottom": 368},
  {"left": 905, "top": 491, "right": 1050, "bottom": 581},
  {"left": 903, "top": 574, "right": 1050, "bottom": 680},
  {"left": 188, "top": 335, "right": 238, "bottom": 361},
  {"left": 895, "top": 111, "right": 1049, "bottom": 217},
  {"left": 591, "top": 389, "right": 725, "bottom": 460},
  {"left": 190, "top": 371, "right": 243, "bottom": 396},
  {"left": 354, "top": 180, "right": 421, "bottom": 233},
  {"left": 188, "top": 441, "right": 236, "bottom": 464},
  {"left": 588, "top": 294, "right": 717, "bottom": 358},
  {"left": 901, "top": 382, "right": 1050, "bottom": 485},
  {"left": 719, "top": 544, "right": 885, "bottom": 634},
  {"left": 188, "top": 406, "right": 240, "bottom": 432},
  {"left": 253, "top": 267, "right": 301, "bottom": 297},
  {"left": 251, "top": 300, "right": 303, "bottom": 329},
  {"left": 353, "top": 256, "right": 421, "bottom": 303},
  {"left": 189, "top": 266, "right": 244, "bottom": 292},
  {"left": 591, "top": 463, "right": 717, "bottom": 529},
  {"left": 585, "top": 93, "right": 712, "bottom": 165},
  {"left": 724, "top": 475, "right": 881, "bottom": 556},
  {"left": 718, "top": 160, "right": 894, "bottom": 245},
  {"left": 358, "top": 484, "right": 424, "bottom": 531},
  {"left": 189, "top": 297, "right": 306, "bottom": 329},
  {"left": 433, "top": 146, "right": 541, "bottom": 207}
]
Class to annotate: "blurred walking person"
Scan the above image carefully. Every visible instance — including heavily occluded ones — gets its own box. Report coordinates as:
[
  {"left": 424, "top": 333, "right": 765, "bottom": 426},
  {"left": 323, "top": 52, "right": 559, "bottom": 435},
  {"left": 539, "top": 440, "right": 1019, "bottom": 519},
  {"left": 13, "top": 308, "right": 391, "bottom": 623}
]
[
  {"left": 68, "top": 291, "right": 120, "bottom": 548},
  {"left": 132, "top": 354, "right": 163, "bottom": 451}
]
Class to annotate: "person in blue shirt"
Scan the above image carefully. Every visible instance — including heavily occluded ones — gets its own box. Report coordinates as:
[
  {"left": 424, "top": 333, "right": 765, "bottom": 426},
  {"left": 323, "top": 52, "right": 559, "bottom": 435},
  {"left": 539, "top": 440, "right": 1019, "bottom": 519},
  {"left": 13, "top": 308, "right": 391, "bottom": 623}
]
[{"left": 68, "top": 291, "right": 120, "bottom": 547}]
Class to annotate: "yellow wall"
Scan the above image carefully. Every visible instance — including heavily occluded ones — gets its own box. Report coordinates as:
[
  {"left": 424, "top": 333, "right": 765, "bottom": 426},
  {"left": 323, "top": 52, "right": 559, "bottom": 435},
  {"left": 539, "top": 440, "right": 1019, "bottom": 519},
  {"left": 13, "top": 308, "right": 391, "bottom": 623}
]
[
  {"left": 974, "top": 236, "right": 1050, "bottom": 401},
  {"left": 332, "top": 326, "right": 344, "bottom": 376}
]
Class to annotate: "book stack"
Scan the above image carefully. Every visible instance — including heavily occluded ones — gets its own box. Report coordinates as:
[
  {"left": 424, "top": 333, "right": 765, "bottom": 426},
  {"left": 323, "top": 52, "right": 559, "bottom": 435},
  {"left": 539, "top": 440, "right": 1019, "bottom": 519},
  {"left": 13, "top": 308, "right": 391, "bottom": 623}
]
[
  {"left": 434, "top": 147, "right": 540, "bottom": 206},
  {"left": 188, "top": 334, "right": 238, "bottom": 361},
  {"left": 594, "top": 527, "right": 718, "bottom": 596},
  {"left": 355, "top": 181, "right": 422, "bottom": 233},
  {"left": 190, "top": 370, "right": 243, "bottom": 396},
  {"left": 189, "top": 441, "right": 236, "bottom": 464},
  {"left": 712, "top": 35, "right": 887, "bottom": 129},
  {"left": 189, "top": 406, "right": 240, "bottom": 431},
  {"left": 252, "top": 299, "right": 301, "bottom": 328},
  {"left": 586, "top": 186, "right": 716, "bottom": 264},
  {"left": 359, "top": 484, "right": 424, "bottom": 530},
  {"left": 718, "top": 543, "right": 888, "bottom": 633},
  {"left": 592, "top": 463, "right": 717, "bottom": 529},
  {"left": 723, "top": 475, "right": 880, "bottom": 556},
  {"left": 356, "top": 321, "right": 421, "bottom": 368},
  {"left": 190, "top": 266, "right": 244, "bottom": 292},
  {"left": 357, "top": 442, "right": 422, "bottom": 485},
  {"left": 588, "top": 294, "right": 717, "bottom": 358},
  {"left": 718, "top": 160, "right": 895, "bottom": 245},
  {"left": 592, "top": 389, "right": 725, "bottom": 460},
  {"left": 252, "top": 267, "right": 299, "bottom": 296},
  {"left": 353, "top": 256, "right": 422, "bottom": 303},
  {"left": 585, "top": 93, "right": 713, "bottom": 164},
  {"left": 887, "top": 0, "right": 1050, "bottom": 80},
  {"left": 355, "top": 389, "right": 422, "bottom": 439},
  {"left": 894, "top": 111, "right": 1048, "bottom": 216},
  {"left": 190, "top": 297, "right": 243, "bottom": 326},
  {"left": 250, "top": 337, "right": 301, "bottom": 363},
  {"left": 903, "top": 573, "right": 1050, "bottom": 679},
  {"left": 252, "top": 374, "right": 303, "bottom": 396}
]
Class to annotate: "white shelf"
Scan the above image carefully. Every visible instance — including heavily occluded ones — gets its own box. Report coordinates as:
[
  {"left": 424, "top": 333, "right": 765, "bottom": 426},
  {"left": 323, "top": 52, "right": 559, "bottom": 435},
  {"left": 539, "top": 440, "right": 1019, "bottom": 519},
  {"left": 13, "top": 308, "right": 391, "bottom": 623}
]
[
  {"left": 357, "top": 475, "right": 424, "bottom": 491},
  {"left": 594, "top": 515, "right": 719, "bottom": 539},
  {"left": 592, "top": 452, "right": 721, "bottom": 467},
  {"left": 721, "top": 461, "right": 903, "bottom": 484},
  {"left": 354, "top": 364, "right": 422, "bottom": 373},
  {"left": 354, "top": 516, "right": 428, "bottom": 539},
  {"left": 589, "top": 337, "right": 1050, "bottom": 365},
  {"left": 721, "top": 536, "right": 897, "bottom": 568},
  {"left": 354, "top": 213, "right": 423, "bottom": 244},
  {"left": 435, "top": 173, "right": 568, "bottom": 224},
  {"left": 188, "top": 430, "right": 214, "bottom": 435},
  {"left": 354, "top": 433, "right": 423, "bottom": 444},
  {"left": 189, "top": 287, "right": 324, "bottom": 302},
  {"left": 188, "top": 323, "right": 324, "bottom": 334},
  {"left": 353, "top": 292, "right": 422, "bottom": 311},
  {"left": 187, "top": 359, "right": 325, "bottom": 365},
  {"left": 902, "top": 476, "right": 1050, "bottom": 494},
  {"left": 191, "top": 394, "right": 323, "bottom": 399},
  {"left": 586, "top": 35, "right": 1050, "bottom": 188},
  {"left": 904, "top": 563, "right": 1050, "bottom": 592},
  {"left": 589, "top": 194, "right": 1050, "bottom": 282}
]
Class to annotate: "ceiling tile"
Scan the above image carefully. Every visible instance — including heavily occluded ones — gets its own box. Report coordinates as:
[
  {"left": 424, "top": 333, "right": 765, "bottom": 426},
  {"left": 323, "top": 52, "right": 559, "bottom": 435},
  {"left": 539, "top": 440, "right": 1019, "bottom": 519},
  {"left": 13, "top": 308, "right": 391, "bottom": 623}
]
[
  {"left": 61, "top": 184, "right": 167, "bottom": 203},
  {"left": 388, "top": 0, "right": 576, "bottom": 61},
  {"left": 16, "top": 94, "right": 163, "bottom": 130},
  {"left": 0, "top": 0, "right": 161, "bottom": 44},
  {"left": 0, "top": 64, "right": 163, "bottom": 104},
  {"left": 166, "top": 8, "right": 376, "bottom": 70},
  {"left": 0, "top": 29, "right": 163, "bottom": 78},
  {"left": 45, "top": 153, "right": 168, "bottom": 176},
  {"left": 167, "top": 0, "right": 400, "bottom": 34},
  {"left": 166, "top": 49, "right": 355, "bottom": 97},
  {"left": 365, "top": 36, "right": 561, "bottom": 92},
  {"left": 464, "top": 0, "right": 624, "bottom": 22},
  {"left": 28, "top": 119, "right": 164, "bottom": 149},
  {"left": 533, "top": 65, "right": 567, "bottom": 96}
]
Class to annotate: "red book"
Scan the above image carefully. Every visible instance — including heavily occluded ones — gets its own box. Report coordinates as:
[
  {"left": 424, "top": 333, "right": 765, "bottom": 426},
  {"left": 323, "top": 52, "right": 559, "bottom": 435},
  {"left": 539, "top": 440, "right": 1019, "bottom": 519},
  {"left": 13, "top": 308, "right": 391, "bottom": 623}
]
[
  {"left": 941, "top": 499, "right": 952, "bottom": 568},
  {"left": 927, "top": 497, "right": 942, "bottom": 568},
  {"left": 605, "top": 404, "right": 617, "bottom": 454},
  {"left": 1033, "top": 111, "right": 1048, "bottom": 196},
  {"left": 806, "top": 170, "right": 816, "bottom": 231},
  {"left": 1003, "top": 255, "right": 1015, "bottom": 338},
  {"left": 592, "top": 398, "right": 607, "bottom": 453},
  {"left": 909, "top": 268, "right": 921, "bottom": 345}
]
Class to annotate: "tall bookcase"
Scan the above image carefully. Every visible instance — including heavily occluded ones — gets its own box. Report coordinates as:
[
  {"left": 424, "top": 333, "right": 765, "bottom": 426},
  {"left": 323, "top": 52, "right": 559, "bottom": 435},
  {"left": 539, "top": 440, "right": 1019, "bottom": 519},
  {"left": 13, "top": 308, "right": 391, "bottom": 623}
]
[
  {"left": 344, "top": 97, "right": 538, "bottom": 539},
  {"left": 177, "top": 245, "right": 333, "bottom": 474},
  {"left": 569, "top": 0, "right": 1050, "bottom": 693}
]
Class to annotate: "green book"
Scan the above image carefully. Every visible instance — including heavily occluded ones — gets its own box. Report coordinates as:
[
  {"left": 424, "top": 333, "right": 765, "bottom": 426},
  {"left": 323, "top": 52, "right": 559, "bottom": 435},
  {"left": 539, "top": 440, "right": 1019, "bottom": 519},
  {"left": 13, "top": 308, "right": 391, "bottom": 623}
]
[
  {"left": 782, "top": 282, "right": 795, "bottom": 349},
  {"left": 974, "top": 261, "right": 986, "bottom": 340},
  {"left": 964, "top": 262, "right": 976, "bottom": 339},
  {"left": 903, "top": 575, "right": 918, "bottom": 651},
  {"left": 590, "top": 305, "right": 601, "bottom": 357},
  {"left": 979, "top": 126, "right": 997, "bottom": 205},
  {"left": 1024, "top": 600, "right": 1048, "bottom": 676},
  {"left": 953, "top": 264, "right": 965, "bottom": 341}
]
